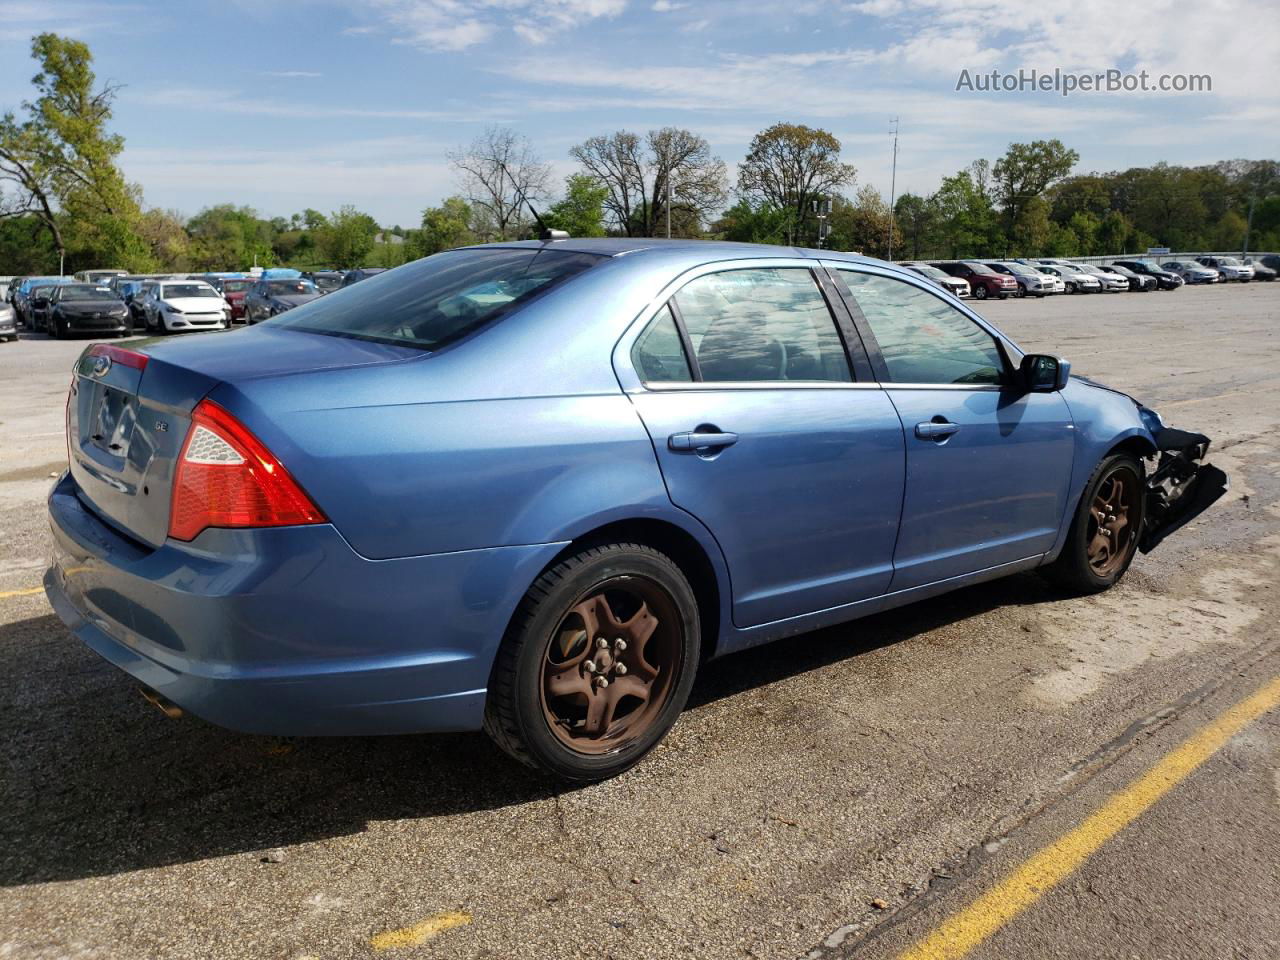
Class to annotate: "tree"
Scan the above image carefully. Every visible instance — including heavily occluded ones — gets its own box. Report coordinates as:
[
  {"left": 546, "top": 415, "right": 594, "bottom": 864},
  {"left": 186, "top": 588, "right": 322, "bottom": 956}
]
[
  {"left": 415, "top": 195, "right": 475, "bottom": 256},
  {"left": 933, "top": 170, "right": 1000, "bottom": 258},
  {"left": 0, "top": 113, "right": 63, "bottom": 267},
  {"left": 737, "top": 123, "right": 856, "bottom": 245},
  {"left": 992, "top": 139, "right": 1079, "bottom": 234},
  {"left": 1066, "top": 210, "right": 1101, "bottom": 255},
  {"left": 570, "top": 128, "right": 727, "bottom": 236},
  {"left": 827, "top": 186, "right": 892, "bottom": 256},
  {"left": 448, "top": 126, "right": 550, "bottom": 241},
  {"left": 137, "top": 208, "right": 191, "bottom": 270},
  {"left": 1010, "top": 195, "right": 1052, "bottom": 256},
  {"left": 543, "top": 175, "right": 607, "bottom": 237},
  {"left": 712, "top": 199, "right": 793, "bottom": 245},
  {"left": 316, "top": 205, "right": 378, "bottom": 267},
  {"left": 893, "top": 193, "right": 939, "bottom": 260},
  {"left": 187, "top": 204, "right": 275, "bottom": 269}
]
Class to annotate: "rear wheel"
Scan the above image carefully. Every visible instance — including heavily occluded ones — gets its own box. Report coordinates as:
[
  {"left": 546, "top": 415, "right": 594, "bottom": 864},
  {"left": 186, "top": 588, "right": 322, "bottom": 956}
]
[
  {"left": 484, "top": 542, "right": 700, "bottom": 781},
  {"left": 1042, "top": 453, "right": 1145, "bottom": 594}
]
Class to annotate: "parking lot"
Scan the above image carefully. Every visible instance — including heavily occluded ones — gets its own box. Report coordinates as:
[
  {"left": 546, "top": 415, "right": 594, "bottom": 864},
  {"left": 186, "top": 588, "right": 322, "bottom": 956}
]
[{"left": 1, "top": 283, "right": 1278, "bottom": 959}]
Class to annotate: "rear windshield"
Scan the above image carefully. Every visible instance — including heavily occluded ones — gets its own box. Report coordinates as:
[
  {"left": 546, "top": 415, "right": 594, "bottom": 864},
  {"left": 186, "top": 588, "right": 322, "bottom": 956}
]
[
  {"left": 267, "top": 248, "right": 604, "bottom": 350},
  {"left": 221, "top": 279, "right": 251, "bottom": 292}
]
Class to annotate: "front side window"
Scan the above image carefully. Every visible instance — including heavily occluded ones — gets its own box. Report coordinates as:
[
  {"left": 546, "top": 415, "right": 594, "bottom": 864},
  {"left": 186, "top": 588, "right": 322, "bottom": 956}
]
[
  {"left": 672, "top": 268, "right": 851, "bottom": 383},
  {"left": 268, "top": 248, "right": 602, "bottom": 351},
  {"left": 840, "top": 271, "right": 1006, "bottom": 386}
]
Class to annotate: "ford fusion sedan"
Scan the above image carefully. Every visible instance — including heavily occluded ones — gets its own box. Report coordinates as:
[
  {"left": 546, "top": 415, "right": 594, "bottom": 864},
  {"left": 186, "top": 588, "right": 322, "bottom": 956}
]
[
  {"left": 243, "top": 278, "right": 323, "bottom": 323},
  {"left": 1109, "top": 260, "right": 1183, "bottom": 290},
  {"left": 1161, "top": 260, "right": 1219, "bottom": 284},
  {"left": 47, "top": 284, "right": 132, "bottom": 338},
  {"left": 1195, "top": 256, "right": 1253, "bottom": 281},
  {"left": 140, "top": 280, "right": 230, "bottom": 333},
  {"left": 983, "top": 261, "right": 1053, "bottom": 298},
  {"left": 898, "top": 262, "right": 969, "bottom": 298},
  {"left": 45, "top": 239, "right": 1227, "bottom": 781}
]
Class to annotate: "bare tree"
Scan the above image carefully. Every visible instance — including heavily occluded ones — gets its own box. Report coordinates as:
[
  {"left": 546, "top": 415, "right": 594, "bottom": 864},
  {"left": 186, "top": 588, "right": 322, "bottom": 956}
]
[
  {"left": 448, "top": 126, "right": 551, "bottom": 241},
  {"left": 570, "top": 127, "right": 727, "bottom": 236},
  {"left": 736, "top": 123, "right": 856, "bottom": 244}
]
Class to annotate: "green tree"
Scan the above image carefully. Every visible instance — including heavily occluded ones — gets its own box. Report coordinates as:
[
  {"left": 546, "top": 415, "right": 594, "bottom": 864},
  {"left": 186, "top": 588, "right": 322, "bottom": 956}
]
[
  {"left": 933, "top": 170, "right": 1001, "bottom": 258},
  {"left": 316, "top": 205, "right": 378, "bottom": 267},
  {"left": 1067, "top": 210, "right": 1101, "bottom": 255},
  {"left": 827, "top": 186, "right": 891, "bottom": 256},
  {"left": 414, "top": 195, "right": 474, "bottom": 256},
  {"left": 992, "top": 139, "right": 1079, "bottom": 236},
  {"left": 543, "top": 175, "right": 607, "bottom": 237},
  {"left": 1010, "top": 194, "right": 1052, "bottom": 256},
  {"left": 187, "top": 204, "right": 276, "bottom": 269},
  {"left": 892, "top": 193, "right": 939, "bottom": 260},
  {"left": 737, "top": 123, "right": 856, "bottom": 245},
  {"left": 712, "top": 199, "right": 794, "bottom": 245}
]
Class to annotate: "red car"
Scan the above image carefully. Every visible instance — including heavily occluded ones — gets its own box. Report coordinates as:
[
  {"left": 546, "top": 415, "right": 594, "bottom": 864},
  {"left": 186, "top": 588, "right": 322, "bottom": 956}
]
[
  {"left": 930, "top": 261, "right": 1017, "bottom": 300},
  {"left": 219, "top": 278, "right": 254, "bottom": 322}
]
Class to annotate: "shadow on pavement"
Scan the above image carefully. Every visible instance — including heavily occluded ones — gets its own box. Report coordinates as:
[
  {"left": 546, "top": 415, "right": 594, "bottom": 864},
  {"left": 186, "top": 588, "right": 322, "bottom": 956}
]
[{"left": 0, "top": 572, "right": 1058, "bottom": 886}]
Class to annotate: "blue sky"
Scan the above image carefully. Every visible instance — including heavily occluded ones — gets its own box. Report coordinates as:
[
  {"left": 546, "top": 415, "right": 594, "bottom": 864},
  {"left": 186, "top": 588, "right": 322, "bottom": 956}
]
[{"left": 2, "top": 0, "right": 1276, "bottom": 227}]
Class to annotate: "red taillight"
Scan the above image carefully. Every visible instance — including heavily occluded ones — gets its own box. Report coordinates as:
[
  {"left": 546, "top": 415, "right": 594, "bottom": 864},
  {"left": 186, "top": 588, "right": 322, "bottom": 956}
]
[
  {"left": 168, "top": 399, "right": 326, "bottom": 542},
  {"left": 87, "top": 342, "right": 149, "bottom": 371}
]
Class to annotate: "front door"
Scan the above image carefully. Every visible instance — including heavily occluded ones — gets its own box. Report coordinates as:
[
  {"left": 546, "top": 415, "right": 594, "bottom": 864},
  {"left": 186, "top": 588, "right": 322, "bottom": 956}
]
[
  {"left": 623, "top": 264, "right": 906, "bottom": 627},
  {"left": 830, "top": 265, "right": 1075, "bottom": 591}
]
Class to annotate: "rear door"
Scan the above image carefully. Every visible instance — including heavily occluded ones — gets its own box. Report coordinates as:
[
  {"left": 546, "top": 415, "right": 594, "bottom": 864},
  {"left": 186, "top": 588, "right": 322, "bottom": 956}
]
[
  {"left": 618, "top": 261, "right": 906, "bottom": 628},
  {"left": 826, "top": 264, "right": 1075, "bottom": 591}
]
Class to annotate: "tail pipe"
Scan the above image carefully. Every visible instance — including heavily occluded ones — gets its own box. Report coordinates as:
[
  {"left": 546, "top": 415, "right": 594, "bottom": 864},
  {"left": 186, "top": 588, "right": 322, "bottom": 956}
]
[{"left": 139, "top": 686, "right": 184, "bottom": 719}]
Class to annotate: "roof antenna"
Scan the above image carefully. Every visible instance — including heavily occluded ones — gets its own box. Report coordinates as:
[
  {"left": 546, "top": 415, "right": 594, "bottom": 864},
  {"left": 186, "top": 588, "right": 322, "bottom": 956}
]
[{"left": 499, "top": 161, "right": 568, "bottom": 241}]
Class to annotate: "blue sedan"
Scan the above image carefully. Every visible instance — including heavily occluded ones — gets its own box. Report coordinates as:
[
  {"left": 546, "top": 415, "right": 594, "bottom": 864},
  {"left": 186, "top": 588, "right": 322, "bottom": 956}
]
[{"left": 45, "top": 239, "right": 1226, "bottom": 780}]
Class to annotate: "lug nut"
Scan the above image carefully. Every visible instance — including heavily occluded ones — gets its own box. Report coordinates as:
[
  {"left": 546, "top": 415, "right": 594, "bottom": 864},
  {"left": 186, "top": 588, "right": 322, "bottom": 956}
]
[
  {"left": 615, "top": 662, "right": 627, "bottom": 675},
  {"left": 614, "top": 639, "right": 627, "bottom": 651},
  {"left": 584, "top": 660, "right": 597, "bottom": 673},
  {"left": 596, "top": 637, "right": 609, "bottom": 649},
  {"left": 596, "top": 676, "right": 609, "bottom": 688}
]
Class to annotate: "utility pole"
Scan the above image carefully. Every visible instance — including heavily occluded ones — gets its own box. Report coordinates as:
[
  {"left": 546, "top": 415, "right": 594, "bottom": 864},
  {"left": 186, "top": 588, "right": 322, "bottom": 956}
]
[
  {"left": 887, "top": 117, "right": 899, "bottom": 261},
  {"left": 666, "top": 175, "right": 671, "bottom": 239},
  {"left": 1243, "top": 190, "right": 1256, "bottom": 259}
]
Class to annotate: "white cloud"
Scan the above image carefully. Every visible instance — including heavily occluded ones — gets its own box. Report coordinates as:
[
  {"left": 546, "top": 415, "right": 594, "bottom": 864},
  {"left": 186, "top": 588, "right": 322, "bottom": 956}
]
[
  {"left": 357, "top": 0, "right": 626, "bottom": 52},
  {"left": 651, "top": 0, "right": 686, "bottom": 10},
  {"left": 262, "top": 70, "right": 323, "bottom": 78}
]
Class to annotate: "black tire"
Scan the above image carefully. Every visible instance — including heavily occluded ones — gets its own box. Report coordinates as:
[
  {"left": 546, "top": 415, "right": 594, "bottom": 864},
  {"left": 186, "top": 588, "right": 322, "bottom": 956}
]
[
  {"left": 1065, "top": 282, "right": 1076, "bottom": 294},
  {"left": 484, "top": 542, "right": 700, "bottom": 781},
  {"left": 973, "top": 284, "right": 988, "bottom": 300},
  {"left": 51, "top": 316, "right": 64, "bottom": 339},
  {"left": 1041, "top": 453, "right": 1145, "bottom": 594},
  {"left": 1015, "top": 282, "right": 1026, "bottom": 298}
]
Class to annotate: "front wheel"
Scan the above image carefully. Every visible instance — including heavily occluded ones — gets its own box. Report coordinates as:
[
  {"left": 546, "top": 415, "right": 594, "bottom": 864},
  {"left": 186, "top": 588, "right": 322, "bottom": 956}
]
[
  {"left": 973, "top": 285, "right": 988, "bottom": 300},
  {"left": 1065, "top": 282, "right": 1077, "bottom": 293},
  {"left": 1041, "top": 453, "right": 1145, "bottom": 594},
  {"left": 1015, "top": 282, "right": 1026, "bottom": 298},
  {"left": 484, "top": 542, "right": 700, "bottom": 781}
]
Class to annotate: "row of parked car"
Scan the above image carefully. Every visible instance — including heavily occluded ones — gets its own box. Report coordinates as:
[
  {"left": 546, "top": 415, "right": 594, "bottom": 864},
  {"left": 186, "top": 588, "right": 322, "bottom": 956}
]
[
  {"left": 2, "top": 266, "right": 390, "bottom": 339},
  {"left": 898, "top": 254, "right": 1279, "bottom": 300}
]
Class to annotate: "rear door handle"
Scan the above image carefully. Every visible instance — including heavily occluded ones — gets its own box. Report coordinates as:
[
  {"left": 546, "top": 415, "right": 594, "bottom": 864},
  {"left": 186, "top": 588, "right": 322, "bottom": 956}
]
[
  {"left": 669, "top": 430, "right": 739, "bottom": 451},
  {"left": 914, "top": 420, "right": 960, "bottom": 441}
]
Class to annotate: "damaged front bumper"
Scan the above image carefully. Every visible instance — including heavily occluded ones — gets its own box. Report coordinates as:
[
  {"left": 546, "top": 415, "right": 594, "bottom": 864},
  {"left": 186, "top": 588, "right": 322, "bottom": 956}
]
[{"left": 1139, "top": 418, "right": 1229, "bottom": 554}]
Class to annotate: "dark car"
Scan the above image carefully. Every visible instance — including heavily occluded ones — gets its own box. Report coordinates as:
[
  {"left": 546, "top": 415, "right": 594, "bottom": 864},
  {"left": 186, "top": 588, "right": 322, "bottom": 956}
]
[
  {"left": 1098, "top": 264, "right": 1155, "bottom": 292},
  {"left": 930, "top": 261, "right": 1016, "bottom": 300},
  {"left": 218, "top": 278, "right": 256, "bottom": 322},
  {"left": 340, "top": 267, "right": 389, "bottom": 288},
  {"left": 1110, "top": 260, "right": 1183, "bottom": 291},
  {"left": 27, "top": 285, "right": 60, "bottom": 332},
  {"left": 1244, "top": 255, "right": 1278, "bottom": 281},
  {"left": 47, "top": 283, "right": 133, "bottom": 338},
  {"left": 244, "top": 278, "right": 323, "bottom": 323},
  {"left": 304, "top": 271, "right": 345, "bottom": 294}
]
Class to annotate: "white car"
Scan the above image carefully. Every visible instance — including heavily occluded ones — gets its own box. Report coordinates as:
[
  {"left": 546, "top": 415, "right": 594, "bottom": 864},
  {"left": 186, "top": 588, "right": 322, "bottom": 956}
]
[
  {"left": 1076, "top": 264, "right": 1129, "bottom": 292},
  {"left": 985, "top": 261, "right": 1054, "bottom": 297},
  {"left": 1195, "top": 256, "right": 1253, "bottom": 281},
  {"left": 141, "top": 281, "right": 230, "bottom": 333},
  {"left": 1031, "top": 267, "right": 1067, "bottom": 294},
  {"left": 1037, "top": 262, "right": 1100, "bottom": 293}
]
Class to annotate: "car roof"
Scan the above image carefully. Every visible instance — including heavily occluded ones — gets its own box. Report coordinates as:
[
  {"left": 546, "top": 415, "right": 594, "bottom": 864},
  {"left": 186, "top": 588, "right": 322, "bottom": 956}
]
[{"left": 470, "top": 236, "right": 887, "bottom": 267}]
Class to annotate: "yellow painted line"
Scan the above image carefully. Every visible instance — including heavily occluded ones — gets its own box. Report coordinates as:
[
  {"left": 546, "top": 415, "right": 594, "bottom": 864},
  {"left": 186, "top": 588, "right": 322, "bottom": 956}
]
[
  {"left": 896, "top": 673, "right": 1280, "bottom": 960},
  {"left": 0, "top": 586, "right": 44, "bottom": 599},
  {"left": 370, "top": 911, "right": 471, "bottom": 950}
]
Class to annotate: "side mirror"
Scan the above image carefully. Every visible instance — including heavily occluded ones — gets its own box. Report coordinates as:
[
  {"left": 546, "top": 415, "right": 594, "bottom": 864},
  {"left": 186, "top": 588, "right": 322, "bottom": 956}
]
[{"left": 1020, "top": 353, "right": 1071, "bottom": 392}]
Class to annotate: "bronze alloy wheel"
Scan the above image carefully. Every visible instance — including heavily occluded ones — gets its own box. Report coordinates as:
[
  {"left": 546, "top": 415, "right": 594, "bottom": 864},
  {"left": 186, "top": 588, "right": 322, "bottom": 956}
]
[
  {"left": 1086, "top": 465, "right": 1139, "bottom": 577},
  {"left": 539, "top": 577, "right": 682, "bottom": 756}
]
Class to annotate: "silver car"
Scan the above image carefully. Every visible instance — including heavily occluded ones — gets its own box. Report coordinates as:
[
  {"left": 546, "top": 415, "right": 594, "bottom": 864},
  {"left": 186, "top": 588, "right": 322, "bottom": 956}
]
[
  {"left": 984, "top": 261, "right": 1054, "bottom": 298},
  {"left": 1162, "top": 260, "right": 1220, "bottom": 284},
  {"left": 898, "top": 262, "right": 970, "bottom": 298},
  {"left": 1076, "top": 264, "right": 1129, "bottom": 292},
  {"left": 1195, "top": 256, "right": 1253, "bottom": 281}
]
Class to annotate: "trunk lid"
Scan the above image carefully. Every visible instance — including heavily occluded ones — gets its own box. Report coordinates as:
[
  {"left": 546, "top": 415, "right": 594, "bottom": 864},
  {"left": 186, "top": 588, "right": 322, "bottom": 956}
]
[{"left": 67, "top": 328, "right": 421, "bottom": 548}]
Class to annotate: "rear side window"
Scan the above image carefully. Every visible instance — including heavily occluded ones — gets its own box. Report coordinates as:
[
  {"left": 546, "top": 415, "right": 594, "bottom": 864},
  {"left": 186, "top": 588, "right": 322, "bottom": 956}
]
[
  {"left": 672, "top": 268, "right": 851, "bottom": 383},
  {"left": 840, "top": 270, "right": 1005, "bottom": 385},
  {"left": 266, "top": 248, "right": 603, "bottom": 351},
  {"left": 632, "top": 305, "right": 692, "bottom": 382}
]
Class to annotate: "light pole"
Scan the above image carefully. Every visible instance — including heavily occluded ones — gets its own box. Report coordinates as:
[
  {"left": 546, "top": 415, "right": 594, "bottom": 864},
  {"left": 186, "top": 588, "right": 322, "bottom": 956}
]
[{"left": 887, "top": 117, "right": 899, "bottom": 261}]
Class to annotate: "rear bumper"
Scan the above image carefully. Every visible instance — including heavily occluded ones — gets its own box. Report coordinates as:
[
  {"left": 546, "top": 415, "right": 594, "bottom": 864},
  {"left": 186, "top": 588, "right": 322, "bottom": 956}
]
[{"left": 45, "top": 472, "right": 566, "bottom": 735}]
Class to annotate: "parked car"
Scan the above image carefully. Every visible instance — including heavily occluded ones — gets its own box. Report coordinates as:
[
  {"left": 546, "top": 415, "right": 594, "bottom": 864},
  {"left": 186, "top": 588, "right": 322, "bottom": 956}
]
[
  {"left": 44, "top": 240, "right": 1227, "bottom": 780},
  {"left": 0, "top": 301, "right": 15, "bottom": 341},
  {"left": 47, "top": 283, "right": 133, "bottom": 338},
  {"left": 1036, "top": 264, "right": 1100, "bottom": 294},
  {"left": 243, "top": 278, "right": 323, "bottom": 323},
  {"left": 929, "top": 260, "right": 1016, "bottom": 300},
  {"left": 26, "top": 285, "right": 61, "bottom": 331},
  {"left": 340, "top": 267, "right": 389, "bottom": 287},
  {"left": 1194, "top": 256, "right": 1253, "bottom": 281},
  {"left": 1097, "top": 264, "right": 1155, "bottom": 292},
  {"left": 74, "top": 269, "right": 129, "bottom": 285},
  {"left": 1109, "top": 260, "right": 1183, "bottom": 290},
  {"left": 1075, "top": 264, "right": 1129, "bottom": 292},
  {"left": 1028, "top": 266, "right": 1066, "bottom": 294},
  {"left": 125, "top": 281, "right": 158, "bottom": 327},
  {"left": 218, "top": 278, "right": 256, "bottom": 322},
  {"left": 140, "top": 280, "right": 230, "bottom": 333},
  {"left": 1161, "top": 260, "right": 1219, "bottom": 284},
  {"left": 984, "top": 261, "right": 1054, "bottom": 298},
  {"left": 303, "top": 270, "right": 345, "bottom": 294},
  {"left": 7, "top": 276, "right": 27, "bottom": 304},
  {"left": 1243, "top": 255, "right": 1277, "bottom": 281},
  {"left": 13, "top": 276, "right": 72, "bottom": 327},
  {"left": 898, "top": 262, "right": 969, "bottom": 298}
]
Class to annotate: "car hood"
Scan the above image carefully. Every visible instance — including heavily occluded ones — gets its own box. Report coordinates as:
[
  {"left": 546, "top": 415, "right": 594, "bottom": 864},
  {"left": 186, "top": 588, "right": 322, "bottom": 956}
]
[
  {"left": 165, "top": 296, "right": 225, "bottom": 311},
  {"left": 273, "top": 294, "right": 322, "bottom": 306},
  {"left": 55, "top": 299, "right": 126, "bottom": 312}
]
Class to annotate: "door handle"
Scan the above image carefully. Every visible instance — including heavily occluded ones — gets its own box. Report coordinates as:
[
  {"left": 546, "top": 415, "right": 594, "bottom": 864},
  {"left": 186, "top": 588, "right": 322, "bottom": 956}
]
[
  {"left": 669, "top": 430, "right": 739, "bottom": 452},
  {"left": 914, "top": 420, "right": 960, "bottom": 441}
]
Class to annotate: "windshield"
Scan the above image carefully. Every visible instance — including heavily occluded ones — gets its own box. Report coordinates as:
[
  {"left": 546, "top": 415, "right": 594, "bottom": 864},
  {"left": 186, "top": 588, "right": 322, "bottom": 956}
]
[
  {"left": 268, "top": 248, "right": 604, "bottom": 350},
  {"left": 267, "top": 280, "right": 318, "bottom": 296},
  {"left": 162, "top": 284, "right": 218, "bottom": 299},
  {"left": 963, "top": 262, "right": 997, "bottom": 275},
  {"left": 58, "top": 285, "right": 114, "bottom": 301},
  {"left": 1215, "top": 257, "right": 1240, "bottom": 265},
  {"left": 998, "top": 262, "right": 1037, "bottom": 276},
  {"left": 33, "top": 286, "right": 55, "bottom": 298},
  {"left": 311, "top": 274, "right": 342, "bottom": 292},
  {"left": 221, "top": 279, "right": 252, "bottom": 293},
  {"left": 908, "top": 264, "right": 948, "bottom": 280}
]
